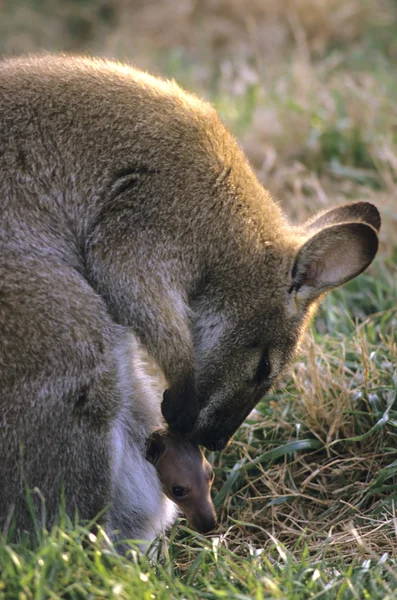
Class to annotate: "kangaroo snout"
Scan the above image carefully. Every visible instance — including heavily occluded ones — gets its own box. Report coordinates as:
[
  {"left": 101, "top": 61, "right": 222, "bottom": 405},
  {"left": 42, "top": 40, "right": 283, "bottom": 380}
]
[{"left": 195, "top": 433, "right": 230, "bottom": 452}]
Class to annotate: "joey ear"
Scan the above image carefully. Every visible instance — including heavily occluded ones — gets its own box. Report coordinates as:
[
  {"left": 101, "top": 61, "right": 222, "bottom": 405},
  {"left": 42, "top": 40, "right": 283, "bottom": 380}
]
[
  {"left": 291, "top": 222, "right": 379, "bottom": 302},
  {"left": 305, "top": 202, "right": 381, "bottom": 234},
  {"left": 161, "top": 374, "right": 198, "bottom": 435},
  {"left": 146, "top": 431, "right": 167, "bottom": 466}
]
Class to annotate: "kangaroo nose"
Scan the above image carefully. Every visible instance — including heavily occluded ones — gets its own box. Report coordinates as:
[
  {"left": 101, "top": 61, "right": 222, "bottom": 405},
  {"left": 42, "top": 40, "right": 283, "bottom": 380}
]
[
  {"left": 188, "top": 427, "right": 231, "bottom": 451},
  {"left": 208, "top": 435, "right": 230, "bottom": 452}
]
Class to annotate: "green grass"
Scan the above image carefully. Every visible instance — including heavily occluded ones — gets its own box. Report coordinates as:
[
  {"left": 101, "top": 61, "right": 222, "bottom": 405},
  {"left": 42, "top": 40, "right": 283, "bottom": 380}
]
[
  {"left": 2, "top": 521, "right": 397, "bottom": 599},
  {"left": 1, "top": 1, "right": 397, "bottom": 598}
]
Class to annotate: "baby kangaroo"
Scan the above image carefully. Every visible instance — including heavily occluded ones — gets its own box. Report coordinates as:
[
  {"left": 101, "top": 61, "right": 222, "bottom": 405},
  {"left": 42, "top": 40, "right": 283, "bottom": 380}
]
[{"left": 147, "top": 429, "right": 216, "bottom": 534}]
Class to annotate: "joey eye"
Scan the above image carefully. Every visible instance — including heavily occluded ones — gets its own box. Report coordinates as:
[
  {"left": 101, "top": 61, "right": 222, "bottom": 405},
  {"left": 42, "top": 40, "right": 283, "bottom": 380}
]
[
  {"left": 172, "top": 486, "right": 187, "bottom": 498},
  {"left": 255, "top": 350, "right": 271, "bottom": 383}
]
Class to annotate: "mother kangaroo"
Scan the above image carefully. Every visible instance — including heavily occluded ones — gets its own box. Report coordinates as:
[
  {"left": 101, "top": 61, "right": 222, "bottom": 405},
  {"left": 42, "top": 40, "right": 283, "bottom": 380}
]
[{"left": 0, "top": 55, "right": 380, "bottom": 540}]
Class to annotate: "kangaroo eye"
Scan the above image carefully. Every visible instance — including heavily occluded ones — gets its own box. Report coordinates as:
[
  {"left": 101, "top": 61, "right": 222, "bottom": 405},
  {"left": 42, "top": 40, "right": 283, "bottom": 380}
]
[
  {"left": 172, "top": 486, "right": 187, "bottom": 498},
  {"left": 255, "top": 350, "right": 271, "bottom": 383}
]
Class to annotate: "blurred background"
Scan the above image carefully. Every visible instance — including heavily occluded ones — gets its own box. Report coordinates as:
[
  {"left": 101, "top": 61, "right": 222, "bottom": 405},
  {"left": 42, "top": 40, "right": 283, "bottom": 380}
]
[{"left": 1, "top": 0, "right": 397, "bottom": 241}]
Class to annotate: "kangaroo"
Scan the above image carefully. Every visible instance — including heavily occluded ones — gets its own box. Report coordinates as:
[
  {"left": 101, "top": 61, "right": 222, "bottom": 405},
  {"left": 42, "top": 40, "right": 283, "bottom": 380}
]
[
  {"left": 146, "top": 429, "right": 216, "bottom": 534},
  {"left": 0, "top": 55, "right": 380, "bottom": 541}
]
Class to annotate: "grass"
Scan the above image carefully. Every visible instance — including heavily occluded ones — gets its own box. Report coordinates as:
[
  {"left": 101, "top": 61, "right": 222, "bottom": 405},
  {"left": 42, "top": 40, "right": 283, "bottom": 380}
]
[
  {"left": 1, "top": 0, "right": 397, "bottom": 598},
  {"left": 2, "top": 519, "right": 397, "bottom": 599}
]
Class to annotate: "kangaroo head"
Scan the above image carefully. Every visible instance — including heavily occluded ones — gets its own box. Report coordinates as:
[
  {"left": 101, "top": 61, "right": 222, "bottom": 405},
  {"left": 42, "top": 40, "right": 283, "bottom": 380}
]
[
  {"left": 163, "top": 201, "right": 380, "bottom": 451},
  {"left": 146, "top": 429, "right": 216, "bottom": 534}
]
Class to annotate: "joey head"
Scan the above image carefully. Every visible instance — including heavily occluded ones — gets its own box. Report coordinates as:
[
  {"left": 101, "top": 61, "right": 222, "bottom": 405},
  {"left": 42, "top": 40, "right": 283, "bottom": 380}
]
[{"left": 147, "top": 429, "right": 216, "bottom": 534}]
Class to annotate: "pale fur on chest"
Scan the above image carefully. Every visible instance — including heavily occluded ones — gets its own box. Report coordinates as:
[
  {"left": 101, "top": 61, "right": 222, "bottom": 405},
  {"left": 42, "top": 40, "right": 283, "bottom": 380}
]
[{"left": 107, "top": 333, "right": 178, "bottom": 549}]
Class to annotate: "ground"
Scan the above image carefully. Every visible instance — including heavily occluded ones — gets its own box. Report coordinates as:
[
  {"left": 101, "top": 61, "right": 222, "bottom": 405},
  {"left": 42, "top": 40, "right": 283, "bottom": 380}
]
[{"left": 1, "top": 1, "right": 397, "bottom": 598}]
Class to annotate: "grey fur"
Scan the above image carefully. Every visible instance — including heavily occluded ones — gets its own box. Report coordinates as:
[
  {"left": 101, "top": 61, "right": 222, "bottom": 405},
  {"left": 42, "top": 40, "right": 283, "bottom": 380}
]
[{"left": 0, "top": 55, "right": 380, "bottom": 539}]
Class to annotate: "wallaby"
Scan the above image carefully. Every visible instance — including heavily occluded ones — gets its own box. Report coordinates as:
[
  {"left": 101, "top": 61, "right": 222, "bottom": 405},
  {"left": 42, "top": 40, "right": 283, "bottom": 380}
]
[
  {"left": 146, "top": 429, "right": 216, "bottom": 534},
  {"left": 0, "top": 55, "right": 380, "bottom": 541}
]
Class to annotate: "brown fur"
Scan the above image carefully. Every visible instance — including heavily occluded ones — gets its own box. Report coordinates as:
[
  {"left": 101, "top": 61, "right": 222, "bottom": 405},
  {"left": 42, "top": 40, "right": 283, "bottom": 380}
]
[
  {"left": 147, "top": 429, "right": 216, "bottom": 533},
  {"left": 0, "top": 55, "right": 380, "bottom": 537}
]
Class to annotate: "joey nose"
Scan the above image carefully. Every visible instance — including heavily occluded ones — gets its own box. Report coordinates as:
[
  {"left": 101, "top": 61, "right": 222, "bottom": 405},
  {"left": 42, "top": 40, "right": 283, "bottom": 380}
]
[{"left": 192, "top": 512, "right": 217, "bottom": 534}]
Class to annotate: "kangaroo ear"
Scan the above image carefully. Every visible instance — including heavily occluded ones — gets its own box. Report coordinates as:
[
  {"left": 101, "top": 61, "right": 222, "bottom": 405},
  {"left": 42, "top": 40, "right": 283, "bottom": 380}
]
[
  {"left": 161, "top": 374, "right": 198, "bottom": 435},
  {"left": 146, "top": 430, "right": 167, "bottom": 466},
  {"left": 305, "top": 201, "right": 381, "bottom": 233},
  {"left": 291, "top": 222, "right": 379, "bottom": 303}
]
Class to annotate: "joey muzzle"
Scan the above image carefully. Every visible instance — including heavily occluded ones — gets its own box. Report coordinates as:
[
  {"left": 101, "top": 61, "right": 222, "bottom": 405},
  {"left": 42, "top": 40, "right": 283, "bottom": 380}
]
[{"left": 190, "top": 509, "right": 217, "bottom": 534}]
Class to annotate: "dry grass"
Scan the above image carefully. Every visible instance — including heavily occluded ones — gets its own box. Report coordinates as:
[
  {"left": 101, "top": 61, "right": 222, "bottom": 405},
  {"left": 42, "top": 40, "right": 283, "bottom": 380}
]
[{"left": 209, "top": 316, "right": 397, "bottom": 560}]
